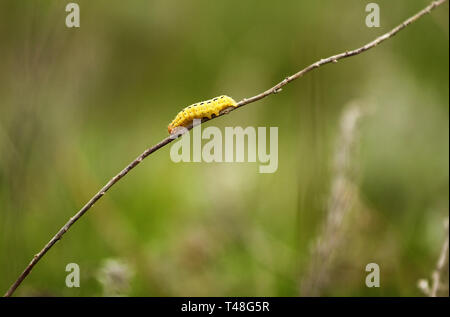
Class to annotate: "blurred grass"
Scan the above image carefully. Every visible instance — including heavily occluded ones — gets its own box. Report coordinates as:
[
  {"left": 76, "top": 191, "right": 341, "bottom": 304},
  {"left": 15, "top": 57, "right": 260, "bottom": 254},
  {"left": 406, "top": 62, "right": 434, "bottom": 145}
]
[{"left": 0, "top": 0, "right": 448, "bottom": 296}]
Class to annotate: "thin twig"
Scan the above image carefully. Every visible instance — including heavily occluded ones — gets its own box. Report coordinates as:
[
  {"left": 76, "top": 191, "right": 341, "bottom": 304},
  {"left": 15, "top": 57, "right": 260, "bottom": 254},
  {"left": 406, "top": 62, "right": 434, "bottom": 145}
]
[
  {"left": 4, "top": 0, "right": 448, "bottom": 297},
  {"left": 418, "top": 217, "right": 449, "bottom": 296},
  {"left": 430, "top": 218, "right": 449, "bottom": 297}
]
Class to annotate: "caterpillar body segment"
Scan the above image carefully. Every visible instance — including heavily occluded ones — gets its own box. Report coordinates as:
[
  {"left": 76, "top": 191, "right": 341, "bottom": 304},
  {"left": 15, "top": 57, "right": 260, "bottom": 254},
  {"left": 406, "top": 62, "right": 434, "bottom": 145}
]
[{"left": 168, "top": 95, "right": 237, "bottom": 134}]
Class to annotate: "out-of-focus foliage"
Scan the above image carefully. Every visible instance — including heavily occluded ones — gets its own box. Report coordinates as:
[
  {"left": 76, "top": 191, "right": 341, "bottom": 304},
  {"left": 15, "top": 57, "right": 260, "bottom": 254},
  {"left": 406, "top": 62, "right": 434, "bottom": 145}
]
[{"left": 0, "top": 0, "right": 448, "bottom": 296}]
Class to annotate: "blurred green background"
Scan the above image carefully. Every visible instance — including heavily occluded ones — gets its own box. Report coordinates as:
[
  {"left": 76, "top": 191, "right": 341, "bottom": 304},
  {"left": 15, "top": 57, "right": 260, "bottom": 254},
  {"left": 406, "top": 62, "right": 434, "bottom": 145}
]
[{"left": 0, "top": 0, "right": 448, "bottom": 296}]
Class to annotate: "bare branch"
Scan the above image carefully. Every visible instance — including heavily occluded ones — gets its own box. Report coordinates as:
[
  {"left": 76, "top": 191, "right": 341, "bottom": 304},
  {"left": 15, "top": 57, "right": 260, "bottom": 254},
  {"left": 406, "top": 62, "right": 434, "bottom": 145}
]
[{"left": 4, "top": 0, "right": 448, "bottom": 297}]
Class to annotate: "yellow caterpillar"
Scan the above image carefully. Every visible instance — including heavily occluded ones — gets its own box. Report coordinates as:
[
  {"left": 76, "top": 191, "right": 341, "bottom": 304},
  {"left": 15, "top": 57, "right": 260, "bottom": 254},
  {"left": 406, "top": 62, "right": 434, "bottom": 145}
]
[{"left": 168, "top": 95, "right": 237, "bottom": 134}]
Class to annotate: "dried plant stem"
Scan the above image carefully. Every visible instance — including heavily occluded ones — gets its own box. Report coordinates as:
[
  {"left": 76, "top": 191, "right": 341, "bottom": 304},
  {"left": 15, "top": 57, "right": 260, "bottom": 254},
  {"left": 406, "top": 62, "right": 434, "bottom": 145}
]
[
  {"left": 299, "top": 103, "right": 365, "bottom": 296},
  {"left": 4, "top": 0, "right": 448, "bottom": 297},
  {"left": 430, "top": 219, "right": 449, "bottom": 297}
]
